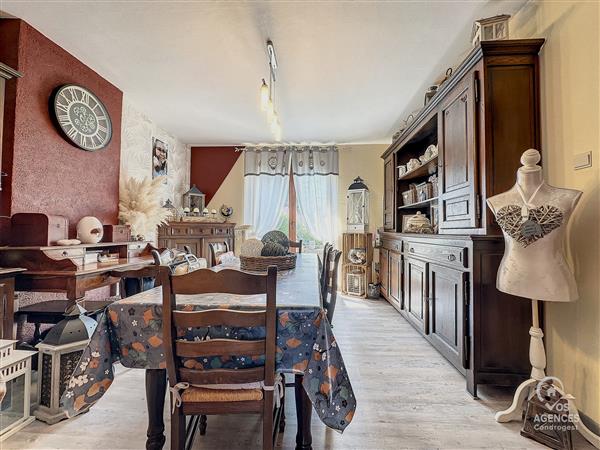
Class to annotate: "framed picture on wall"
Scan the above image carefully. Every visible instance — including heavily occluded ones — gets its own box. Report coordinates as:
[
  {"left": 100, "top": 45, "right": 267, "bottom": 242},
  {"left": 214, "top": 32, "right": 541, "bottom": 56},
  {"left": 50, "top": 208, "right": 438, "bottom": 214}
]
[{"left": 152, "top": 137, "right": 168, "bottom": 182}]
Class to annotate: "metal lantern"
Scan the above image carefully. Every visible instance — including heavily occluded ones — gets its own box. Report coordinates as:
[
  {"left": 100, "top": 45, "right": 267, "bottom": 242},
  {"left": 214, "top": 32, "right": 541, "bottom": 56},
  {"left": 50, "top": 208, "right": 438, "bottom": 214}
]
[
  {"left": 471, "top": 14, "right": 510, "bottom": 46},
  {"left": 182, "top": 185, "right": 206, "bottom": 213},
  {"left": 0, "top": 340, "right": 36, "bottom": 440},
  {"left": 346, "top": 177, "right": 369, "bottom": 233},
  {"left": 34, "top": 304, "right": 97, "bottom": 424}
]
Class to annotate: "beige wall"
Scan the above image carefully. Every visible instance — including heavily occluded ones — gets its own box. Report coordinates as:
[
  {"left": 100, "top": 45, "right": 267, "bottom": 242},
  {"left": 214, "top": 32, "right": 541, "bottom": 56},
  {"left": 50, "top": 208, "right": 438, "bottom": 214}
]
[
  {"left": 206, "top": 144, "right": 386, "bottom": 247},
  {"left": 511, "top": 0, "right": 600, "bottom": 426},
  {"left": 206, "top": 155, "right": 245, "bottom": 225}
]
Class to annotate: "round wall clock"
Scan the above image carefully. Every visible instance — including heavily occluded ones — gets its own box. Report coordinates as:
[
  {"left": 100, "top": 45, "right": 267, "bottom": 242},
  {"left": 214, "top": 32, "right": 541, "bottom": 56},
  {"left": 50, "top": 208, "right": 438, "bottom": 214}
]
[{"left": 51, "top": 84, "right": 112, "bottom": 151}]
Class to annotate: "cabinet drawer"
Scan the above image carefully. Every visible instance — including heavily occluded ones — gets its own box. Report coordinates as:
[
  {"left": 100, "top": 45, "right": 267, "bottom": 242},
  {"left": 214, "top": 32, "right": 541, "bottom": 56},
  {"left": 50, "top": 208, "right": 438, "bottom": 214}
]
[
  {"left": 169, "top": 226, "right": 191, "bottom": 236},
  {"left": 404, "top": 242, "right": 467, "bottom": 268},
  {"left": 44, "top": 248, "right": 85, "bottom": 260},
  {"left": 382, "top": 239, "right": 401, "bottom": 253},
  {"left": 213, "top": 227, "right": 232, "bottom": 236},
  {"left": 128, "top": 242, "right": 146, "bottom": 252}
]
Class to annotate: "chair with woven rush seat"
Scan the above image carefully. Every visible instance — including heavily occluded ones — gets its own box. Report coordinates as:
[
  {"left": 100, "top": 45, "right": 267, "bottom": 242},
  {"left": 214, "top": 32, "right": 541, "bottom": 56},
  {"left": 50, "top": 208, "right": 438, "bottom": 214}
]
[
  {"left": 288, "top": 239, "right": 303, "bottom": 253},
  {"left": 161, "top": 265, "right": 284, "bottom": 450},
  {"left": 322, "top": 249, "right": 342, "bottom": 324}
]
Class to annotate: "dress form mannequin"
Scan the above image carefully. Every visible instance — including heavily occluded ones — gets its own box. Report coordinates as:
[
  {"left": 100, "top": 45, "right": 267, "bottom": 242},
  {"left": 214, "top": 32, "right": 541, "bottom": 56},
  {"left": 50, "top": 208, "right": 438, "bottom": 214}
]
[{"left": 488, "top": 149, "right": 599, "bottom": 448}]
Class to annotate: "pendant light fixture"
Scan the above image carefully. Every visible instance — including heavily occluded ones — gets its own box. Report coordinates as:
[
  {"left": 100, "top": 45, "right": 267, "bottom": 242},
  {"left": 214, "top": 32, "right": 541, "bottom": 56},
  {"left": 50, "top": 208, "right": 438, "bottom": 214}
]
[{"left": 259, "top": 40, "right": 282, "bottom": 141}]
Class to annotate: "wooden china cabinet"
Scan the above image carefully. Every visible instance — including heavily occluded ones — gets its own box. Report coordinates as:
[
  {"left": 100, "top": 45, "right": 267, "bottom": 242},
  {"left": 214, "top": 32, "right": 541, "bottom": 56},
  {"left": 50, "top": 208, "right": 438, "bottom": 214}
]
[{"left": 380, "top": 39, "right": 544, "bottom": 396}]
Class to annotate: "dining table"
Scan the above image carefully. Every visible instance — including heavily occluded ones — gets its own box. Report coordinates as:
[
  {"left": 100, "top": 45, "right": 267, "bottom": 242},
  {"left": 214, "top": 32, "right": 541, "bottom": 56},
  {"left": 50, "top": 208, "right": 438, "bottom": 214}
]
[{"left": 60, "top": 253, "right": 356, "bottom": 450}]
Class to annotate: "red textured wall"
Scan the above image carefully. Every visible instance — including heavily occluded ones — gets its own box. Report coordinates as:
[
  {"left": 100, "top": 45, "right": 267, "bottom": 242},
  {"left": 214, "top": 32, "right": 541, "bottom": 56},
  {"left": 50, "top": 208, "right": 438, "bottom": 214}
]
[
  {"left": 190, "top": 146, "right": 240, "bottom": 204},
  {"left": 0, "top": 19, "right": 122, "bottom": 236}
]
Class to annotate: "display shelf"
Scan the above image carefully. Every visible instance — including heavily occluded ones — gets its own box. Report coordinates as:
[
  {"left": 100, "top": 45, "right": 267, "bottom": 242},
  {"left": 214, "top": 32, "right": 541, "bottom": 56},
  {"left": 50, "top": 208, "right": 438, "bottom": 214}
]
[
  {"left": 397, "top": 156, "right": 438, "bottom": 181},
  {"left": 398, "top": 197, "right": 438, "bottom": 210}
]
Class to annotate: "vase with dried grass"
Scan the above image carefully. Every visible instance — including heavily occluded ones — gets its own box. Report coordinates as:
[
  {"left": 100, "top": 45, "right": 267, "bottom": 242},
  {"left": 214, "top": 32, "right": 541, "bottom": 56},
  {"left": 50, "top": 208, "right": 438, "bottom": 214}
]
[{"left": 119, "top": 176, "right": 171, "bottom": 240}]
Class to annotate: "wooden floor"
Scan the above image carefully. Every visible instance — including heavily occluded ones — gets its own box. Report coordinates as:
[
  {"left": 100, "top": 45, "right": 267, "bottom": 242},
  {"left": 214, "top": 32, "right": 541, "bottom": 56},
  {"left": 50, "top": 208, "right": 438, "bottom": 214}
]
[{"left": 6, "top": 295, "right": 594, "bottom": 449}]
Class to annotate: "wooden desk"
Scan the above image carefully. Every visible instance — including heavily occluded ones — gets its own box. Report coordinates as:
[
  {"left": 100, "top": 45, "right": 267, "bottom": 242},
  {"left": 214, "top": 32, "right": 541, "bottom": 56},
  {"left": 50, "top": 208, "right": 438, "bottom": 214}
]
[
  {"left": 0, "top": 242, "right": 157, "bottom": 338},
  {"left": 0, "top": 267, "right": 26, "bottom": 338}
]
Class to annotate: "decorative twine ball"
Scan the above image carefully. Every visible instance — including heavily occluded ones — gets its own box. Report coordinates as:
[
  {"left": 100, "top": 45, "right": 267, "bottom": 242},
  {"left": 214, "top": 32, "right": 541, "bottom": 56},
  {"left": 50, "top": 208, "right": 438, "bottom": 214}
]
[
  {"left": 261, "top": 230, "right": 290, "bottom": 252},
  {"left": 240, "top": 238, "right": 264, "bottom": 257},
  {"left": 76, "top": 216, "right": 104, "bottom": 244},
  {"left": 348, "top": 248, "right": 367, "bottom": 264},
  {"left": 261, "top": 242, "right": 287, "bottom": 257}
]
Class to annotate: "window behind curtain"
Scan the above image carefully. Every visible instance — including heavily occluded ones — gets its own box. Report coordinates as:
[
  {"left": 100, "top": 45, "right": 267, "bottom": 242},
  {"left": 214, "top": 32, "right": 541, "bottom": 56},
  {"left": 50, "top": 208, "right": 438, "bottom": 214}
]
[{"left": 243, "top": 145, "right": 338, "bottom": 248}]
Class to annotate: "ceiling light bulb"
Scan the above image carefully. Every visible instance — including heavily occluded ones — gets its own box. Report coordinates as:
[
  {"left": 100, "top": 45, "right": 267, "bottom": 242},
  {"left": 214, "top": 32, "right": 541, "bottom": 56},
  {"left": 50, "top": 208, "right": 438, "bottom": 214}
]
[{"left": 260, "top": 79, "right": 269, "bottom": 111}]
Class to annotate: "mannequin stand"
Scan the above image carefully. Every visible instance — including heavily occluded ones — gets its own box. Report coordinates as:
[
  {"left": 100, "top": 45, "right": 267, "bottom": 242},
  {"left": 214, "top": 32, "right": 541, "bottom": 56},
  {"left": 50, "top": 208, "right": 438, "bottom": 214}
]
[{"left": 495, "top": 300, "right": 600, "bottom": 449}]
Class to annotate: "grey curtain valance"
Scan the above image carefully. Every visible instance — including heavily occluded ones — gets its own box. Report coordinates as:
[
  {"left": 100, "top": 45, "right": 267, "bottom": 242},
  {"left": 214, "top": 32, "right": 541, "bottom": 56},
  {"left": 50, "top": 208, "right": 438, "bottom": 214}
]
[
  {"left": 243, "top": 145, "right": 338, "bottom": 177},
  {"left": 243, "top": 146, "right": 290, "bottom": 176},
  {"left": 291, "top": 145, "right": 338, "bottom": 176}
]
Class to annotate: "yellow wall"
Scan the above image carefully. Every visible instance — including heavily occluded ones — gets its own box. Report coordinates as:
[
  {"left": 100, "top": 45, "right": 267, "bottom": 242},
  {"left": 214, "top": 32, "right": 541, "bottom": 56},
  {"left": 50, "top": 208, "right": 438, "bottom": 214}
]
[{"left": 511, "top": 0, "right": 600, "bottom": 426}]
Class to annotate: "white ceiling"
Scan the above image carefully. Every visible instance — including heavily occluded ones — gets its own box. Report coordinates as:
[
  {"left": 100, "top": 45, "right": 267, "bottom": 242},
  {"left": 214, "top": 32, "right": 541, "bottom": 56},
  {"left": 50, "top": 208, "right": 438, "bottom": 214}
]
[{"left": 1, "top": 0, "right": 526, "bottom": 145}]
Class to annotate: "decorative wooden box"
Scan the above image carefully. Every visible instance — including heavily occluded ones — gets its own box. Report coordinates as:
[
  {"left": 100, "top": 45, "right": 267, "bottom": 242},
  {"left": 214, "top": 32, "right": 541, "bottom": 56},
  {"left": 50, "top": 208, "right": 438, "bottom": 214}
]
[
  {"left": 102, "top": 224, "right": 131, "bottom": 243},
  {"left": 10, "top": 213, "right": 68, "bottom": 246}
]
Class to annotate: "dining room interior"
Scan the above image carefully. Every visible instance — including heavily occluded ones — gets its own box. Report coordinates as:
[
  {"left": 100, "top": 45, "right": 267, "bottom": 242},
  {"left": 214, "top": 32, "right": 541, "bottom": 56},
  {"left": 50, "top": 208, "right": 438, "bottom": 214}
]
[{"left": 0, "top": 1, "right": 599, "bottom": 449}]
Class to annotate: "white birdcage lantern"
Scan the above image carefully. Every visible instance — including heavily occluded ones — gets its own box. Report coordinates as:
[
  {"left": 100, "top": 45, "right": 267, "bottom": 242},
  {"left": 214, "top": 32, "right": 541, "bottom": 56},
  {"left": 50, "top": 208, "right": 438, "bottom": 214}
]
[
  {"left": 182, "top": 185, "right": 206, "bottom": 213},
  {"left": 34, "top": 304, "right": 97, "bottom": 424},
  {"left": 0, "top": 340, "right": 36, "bottom": 440},
  {"left": 471, "top": 14, "right": 510, "bottom": 46},
  {"left": 346, "top": 177, "right": 369, "bottom": 233}
]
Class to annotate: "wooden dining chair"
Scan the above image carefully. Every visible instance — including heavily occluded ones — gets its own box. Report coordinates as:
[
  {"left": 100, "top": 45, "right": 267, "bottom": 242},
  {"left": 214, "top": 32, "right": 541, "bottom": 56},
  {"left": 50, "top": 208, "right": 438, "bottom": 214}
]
[
  {"left": 207, "top": 241, "right": 230, "bottom": 266},
  {"left": 161, "top": 265, "right": 284, "bottom": 450},
  {"left": 322, "top": 249, "right": 342, "bottom": 324},
  {"left": 288, "top": 240, "right": 303, "bottom": 254},
  {"left": 319, "top": 243, "right": 332, "bottom": 296}
]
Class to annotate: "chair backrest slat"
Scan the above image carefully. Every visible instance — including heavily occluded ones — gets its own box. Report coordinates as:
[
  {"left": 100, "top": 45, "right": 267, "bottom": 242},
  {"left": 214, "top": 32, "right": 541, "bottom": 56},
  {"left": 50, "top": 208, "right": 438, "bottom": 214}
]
[
  {"left": 176, "top": 339, "right": 265, "bottom": 357},
  {"left": 180, "top": 367, "right": 265, "bottom": 385},
  {"left": 289, "top": 239, "right": 303, "bottom": 253},
  {"left": 170, "top": 268, "right": 270, "bottom": 296},
  {"left": 173, "top": 309, "right": 265, "bottom": 329}
]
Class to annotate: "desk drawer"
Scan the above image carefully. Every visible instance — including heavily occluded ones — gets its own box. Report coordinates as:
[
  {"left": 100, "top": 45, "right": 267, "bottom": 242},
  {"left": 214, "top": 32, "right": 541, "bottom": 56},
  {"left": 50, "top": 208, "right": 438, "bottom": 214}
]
[
  {"left": 405, "top": 242, "right": 467, "bottom": 268},
  {"left": 44, "top": 248, "right": 85, "bottom": 260}
]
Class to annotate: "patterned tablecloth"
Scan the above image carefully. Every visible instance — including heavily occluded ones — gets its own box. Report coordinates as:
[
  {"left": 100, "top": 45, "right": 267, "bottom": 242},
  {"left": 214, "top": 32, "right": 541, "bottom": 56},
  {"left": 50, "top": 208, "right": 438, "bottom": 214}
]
[{"left": 61, "top": 256, "right": 356, "bottom": 432}]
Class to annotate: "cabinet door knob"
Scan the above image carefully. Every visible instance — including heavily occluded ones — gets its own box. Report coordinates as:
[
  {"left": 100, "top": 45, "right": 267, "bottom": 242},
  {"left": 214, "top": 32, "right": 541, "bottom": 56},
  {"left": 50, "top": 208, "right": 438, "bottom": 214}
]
[
  {"left": 409, "top": 248, "right": 415, "bottom": 253},
  {"left": 447, "top": 254, "right": 456, "bottom": 261},
  {"left": 62, "top": 251, "right": 68, "bottom": 256}
]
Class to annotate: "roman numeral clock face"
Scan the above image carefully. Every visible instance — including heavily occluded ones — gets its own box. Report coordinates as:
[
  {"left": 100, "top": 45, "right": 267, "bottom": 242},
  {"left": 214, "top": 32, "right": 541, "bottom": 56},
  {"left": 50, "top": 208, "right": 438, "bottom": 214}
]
[{"left": 52, "top": 84, "right": 112, "bottom": 151}]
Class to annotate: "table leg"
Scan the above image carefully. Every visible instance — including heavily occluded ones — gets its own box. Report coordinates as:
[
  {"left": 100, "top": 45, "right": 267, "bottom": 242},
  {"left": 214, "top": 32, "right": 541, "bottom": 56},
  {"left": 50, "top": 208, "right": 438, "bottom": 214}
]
[
  {"left": 294, "top": 374, "right": 313, "bottom": 450},
  {"left": 146, "top": 368, "right": 167, "bottom": 450}
]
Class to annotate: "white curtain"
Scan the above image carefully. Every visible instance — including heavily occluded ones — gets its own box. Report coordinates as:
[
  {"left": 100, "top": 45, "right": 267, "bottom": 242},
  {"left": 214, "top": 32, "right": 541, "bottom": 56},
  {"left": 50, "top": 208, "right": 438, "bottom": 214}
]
[
  {"left": 243, "top": 147, "right": 290, "bottom": 238},
  {"left": 292, "top": 146, "right": 339, "bottom": 245}
]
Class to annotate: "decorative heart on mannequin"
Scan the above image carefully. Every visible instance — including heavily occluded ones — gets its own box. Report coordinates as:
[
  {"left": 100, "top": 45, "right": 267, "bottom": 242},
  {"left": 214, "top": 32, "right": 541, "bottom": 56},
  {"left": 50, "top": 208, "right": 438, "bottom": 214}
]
[{"left": 496, "top": 204, "right": 564, "bottom": 247}]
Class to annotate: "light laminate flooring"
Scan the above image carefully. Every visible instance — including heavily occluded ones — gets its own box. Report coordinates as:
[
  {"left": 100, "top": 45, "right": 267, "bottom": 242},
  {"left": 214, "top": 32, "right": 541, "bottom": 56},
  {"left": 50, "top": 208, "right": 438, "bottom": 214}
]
[{"left": 6, "top": 295, "right": 594, "bottom": 449}]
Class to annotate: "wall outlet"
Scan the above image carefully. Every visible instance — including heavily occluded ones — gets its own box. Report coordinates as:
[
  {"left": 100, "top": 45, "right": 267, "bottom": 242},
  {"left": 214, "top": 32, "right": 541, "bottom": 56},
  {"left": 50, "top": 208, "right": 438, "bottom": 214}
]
[{"left": 574, "top": 151, "right": 592, "bottom": 170}]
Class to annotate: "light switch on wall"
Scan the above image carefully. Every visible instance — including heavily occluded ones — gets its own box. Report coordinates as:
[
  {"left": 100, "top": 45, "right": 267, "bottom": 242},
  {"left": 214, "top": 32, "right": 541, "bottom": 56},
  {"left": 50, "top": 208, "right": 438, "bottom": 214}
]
[{"left": 573, "top": 151, "right": 592, "bottom": 170}]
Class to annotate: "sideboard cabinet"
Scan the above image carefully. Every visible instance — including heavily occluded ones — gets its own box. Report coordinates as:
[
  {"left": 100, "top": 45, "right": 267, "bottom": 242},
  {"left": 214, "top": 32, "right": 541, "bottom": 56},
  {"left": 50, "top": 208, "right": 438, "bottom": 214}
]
[
  {"left": 379, "top": 39, "right": 544, "bottom": 396},
  {"left": 157, "top": 222, "right": 235, "bottom": 266}
]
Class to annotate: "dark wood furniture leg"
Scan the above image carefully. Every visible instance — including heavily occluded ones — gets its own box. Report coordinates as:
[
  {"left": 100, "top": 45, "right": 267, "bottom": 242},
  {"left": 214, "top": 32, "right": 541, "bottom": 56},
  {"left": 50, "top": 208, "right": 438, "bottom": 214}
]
[
  {"left": 294, "top": 374, "right": 313, "bottom": 450},
  {"left": 146, "top": 368, "right": 167, "bottom": 450}
]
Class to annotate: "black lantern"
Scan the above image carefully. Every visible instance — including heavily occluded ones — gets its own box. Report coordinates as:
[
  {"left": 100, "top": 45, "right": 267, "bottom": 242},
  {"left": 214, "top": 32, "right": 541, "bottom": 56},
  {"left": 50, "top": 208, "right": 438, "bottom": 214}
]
[{"left": 34, "top": 304, "right": 97, "bottom": 424}]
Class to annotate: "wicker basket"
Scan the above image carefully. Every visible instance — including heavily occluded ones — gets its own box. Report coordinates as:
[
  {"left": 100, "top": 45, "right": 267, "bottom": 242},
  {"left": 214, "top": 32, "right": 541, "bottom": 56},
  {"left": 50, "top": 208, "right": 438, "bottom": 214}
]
[{"left": 240, "top": 254, "right": 297, "bottom": 272}]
